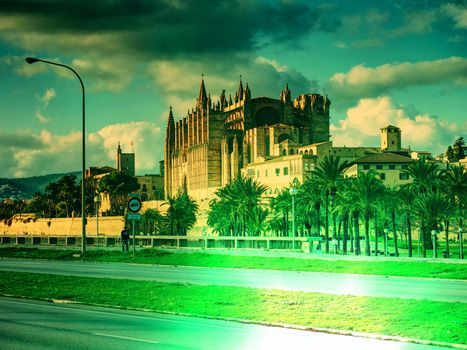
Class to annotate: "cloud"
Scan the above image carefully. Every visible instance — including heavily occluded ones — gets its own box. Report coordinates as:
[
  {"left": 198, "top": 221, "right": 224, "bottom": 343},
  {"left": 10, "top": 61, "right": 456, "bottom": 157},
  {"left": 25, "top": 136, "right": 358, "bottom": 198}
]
[
  {"left": 35, "top": 111, "right": 51, "bottom": 124},
  {"left": 39, "top": 88, "right": 56, "bottom": 107},
  {"left": 0, "top": 122, "right": 163, "bottom": 178},
  {"left": 0, "top": 0, "right": 333, "bottom": 58},
  {"left": 327, "top": 57, "right": 467, "bottom": 105},
  {"left": 331, "top": 96, "right": 466, "bottom": 155},
  {"left": 148, "top": 54, "right": 318, "bottom": 118},
  {"left": 441, "top": 3, "right": 467, "bottom": 29}
]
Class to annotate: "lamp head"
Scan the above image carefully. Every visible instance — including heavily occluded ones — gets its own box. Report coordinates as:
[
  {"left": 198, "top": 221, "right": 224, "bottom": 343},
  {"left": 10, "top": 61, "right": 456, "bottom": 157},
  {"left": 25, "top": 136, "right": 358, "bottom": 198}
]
[{"left": 25, "top": 57, "right": 39, "bottom": 64}]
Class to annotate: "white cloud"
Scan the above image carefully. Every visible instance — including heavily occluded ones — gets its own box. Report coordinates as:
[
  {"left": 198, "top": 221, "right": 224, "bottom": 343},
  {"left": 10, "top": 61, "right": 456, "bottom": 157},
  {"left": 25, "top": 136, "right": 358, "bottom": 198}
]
[
  {"left": 0, "top": 122, "right": 163, "bottom": 178},
  {"left": 39, "top": 88, "right": 56, "bottom": 107},
  {"left": 35, "top": 111, "right": 51, "bottom": 124},
  {"left": 331, "top": 96, "right": 466, "bottom": 155},
  {"left": 442, "top": 4, "right": 467, "bottom": 29},
  {"left": 327, "top": 57, "right": 467, "bottom": 104}
]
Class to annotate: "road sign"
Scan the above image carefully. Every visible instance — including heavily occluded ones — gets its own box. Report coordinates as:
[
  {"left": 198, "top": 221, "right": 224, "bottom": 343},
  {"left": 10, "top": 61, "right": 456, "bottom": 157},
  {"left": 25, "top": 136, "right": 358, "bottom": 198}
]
[
  {"left": 127, "top": 197, "right": 142, "bottom": 213},
  {"left": 127, "top": 213, "right": 141, "bottom": 221}
]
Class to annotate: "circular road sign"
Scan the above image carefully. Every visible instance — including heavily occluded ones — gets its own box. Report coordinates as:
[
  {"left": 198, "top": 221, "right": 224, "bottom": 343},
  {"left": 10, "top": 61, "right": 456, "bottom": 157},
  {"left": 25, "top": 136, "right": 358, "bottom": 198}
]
[{"left": 127, "top": 197, "right": 142, "bottom": 213}]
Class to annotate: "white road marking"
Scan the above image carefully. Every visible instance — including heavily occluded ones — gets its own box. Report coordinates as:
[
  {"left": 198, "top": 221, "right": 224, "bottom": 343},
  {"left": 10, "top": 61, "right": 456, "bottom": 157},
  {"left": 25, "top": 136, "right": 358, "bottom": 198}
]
[{"left": 93, "top": 332, "right": 160, "bottom": 344}]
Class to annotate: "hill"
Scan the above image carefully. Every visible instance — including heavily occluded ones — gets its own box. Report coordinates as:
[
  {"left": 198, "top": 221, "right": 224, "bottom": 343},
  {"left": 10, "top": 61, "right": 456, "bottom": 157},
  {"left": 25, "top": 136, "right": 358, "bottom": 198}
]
[{"left": 0, "top": 172, "right": 81, "bottom": 200}]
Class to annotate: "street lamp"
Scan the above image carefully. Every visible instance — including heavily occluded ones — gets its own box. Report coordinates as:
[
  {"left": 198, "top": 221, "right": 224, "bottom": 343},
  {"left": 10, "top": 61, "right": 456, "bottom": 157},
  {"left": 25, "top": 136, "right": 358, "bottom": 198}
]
[
  {"left": 431, "top": 229, "right": 437, "bottom": 258},
  {"left": 94, "top": 195, "right": 101, "bottom": 249},
  {"left": 289, "top": 186, "right": 298, "bottom": 252},
  {"left": 25, "top": 57, "right": 87, "bottom": 254}
]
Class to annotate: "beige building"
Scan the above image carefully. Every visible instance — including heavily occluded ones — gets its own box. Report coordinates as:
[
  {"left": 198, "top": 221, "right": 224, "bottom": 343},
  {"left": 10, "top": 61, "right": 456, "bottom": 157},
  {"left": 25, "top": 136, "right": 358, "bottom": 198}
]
[
  {"left": 345, "top": 153, "right": 415, "bottom": 187},
  {"left": 164, "top": 78, "right": 331, "bottom": 204}
]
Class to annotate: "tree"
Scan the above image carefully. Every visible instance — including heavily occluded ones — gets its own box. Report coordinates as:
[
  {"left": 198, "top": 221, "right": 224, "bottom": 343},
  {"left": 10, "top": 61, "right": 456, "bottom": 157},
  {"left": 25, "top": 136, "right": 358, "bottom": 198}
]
[
  {"left": 99, "top": 172, "right": 140, "bottom": 215},
  {"left": 140, "top": 209, "right": 163, "bottom": 235},
  {"left": 443, "top": 165, "right": 467, "bottom": 257},
  {"left": 453, "top": 137, "right": 466, "bottom": 162},
  {"left": 208, "top": 176, "right": 268, "bottom": 237},
  {"left": 398, "top": 185, "right": 415, "bottom": 257},
  {"left": 413, "top": 191, "right": 451, "bottom": 257},
  {"left": 446, "top": 146, "right": 455, "bottom": 162},
  {"left": 344, "top": 171, "right": 386, "bottom": 256},
  {"left": 164, "top": 190, "right": 198, "bottom": 235},
  {"left": 312, "top": 155, "right": 350, "bottom": 253},
  {"left": 405, "top": 159, "right": 442, "bottom": 255}
]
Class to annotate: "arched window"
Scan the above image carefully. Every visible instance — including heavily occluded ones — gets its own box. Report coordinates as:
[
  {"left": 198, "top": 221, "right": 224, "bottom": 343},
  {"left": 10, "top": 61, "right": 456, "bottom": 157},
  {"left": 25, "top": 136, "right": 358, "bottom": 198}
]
[
  {"left": 305, "top": 150, "right": 309, "bottom": 155},
  {"left": 282, "top": 149, "right": 287, "bottom": 156},
  {"left": 290, "top": 149, "right": 295, "bottom": 155}
]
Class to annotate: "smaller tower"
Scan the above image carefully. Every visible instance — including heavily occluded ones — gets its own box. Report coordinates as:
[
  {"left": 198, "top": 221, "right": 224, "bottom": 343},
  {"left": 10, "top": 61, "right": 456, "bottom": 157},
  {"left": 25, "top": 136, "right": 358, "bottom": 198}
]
[{"left": 381, "top": 125, "right": 401, "bottom": 152}]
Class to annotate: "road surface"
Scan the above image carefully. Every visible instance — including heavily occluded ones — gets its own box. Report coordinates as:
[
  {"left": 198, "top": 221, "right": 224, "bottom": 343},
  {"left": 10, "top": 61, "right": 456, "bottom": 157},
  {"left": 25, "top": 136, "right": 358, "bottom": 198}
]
[
  {"left": 0, "top": 297, "right": 451, "bottom": 350},
  {"left": 0, "top": 259, "right": 465, "bottom": 302}
]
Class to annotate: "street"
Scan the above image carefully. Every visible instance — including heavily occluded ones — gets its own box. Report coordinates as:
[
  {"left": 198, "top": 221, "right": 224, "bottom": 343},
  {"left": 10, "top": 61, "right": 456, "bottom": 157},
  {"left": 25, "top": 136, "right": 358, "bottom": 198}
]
[
  {"left": 0, "top": 259, "right": 465, "bottom": 302},
  {"left": 0, "top": 297, "right": 450, "bottom": 350}
]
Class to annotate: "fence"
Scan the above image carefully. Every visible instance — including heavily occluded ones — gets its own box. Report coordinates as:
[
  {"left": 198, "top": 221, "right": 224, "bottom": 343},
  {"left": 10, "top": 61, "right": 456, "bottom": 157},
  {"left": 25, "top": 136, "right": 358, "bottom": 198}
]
[{"left": 0, "top": 234, "right": 323, "bottom": 252}]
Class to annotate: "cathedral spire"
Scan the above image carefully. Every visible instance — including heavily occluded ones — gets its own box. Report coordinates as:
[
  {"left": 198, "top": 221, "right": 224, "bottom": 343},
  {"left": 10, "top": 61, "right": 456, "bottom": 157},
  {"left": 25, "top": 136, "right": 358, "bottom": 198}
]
[
  {"left": 244, "top": 83, "right": 251, "bottom": 100},
  {"left": 237, "top": 75, "right": 244, "bottom": 101},
  {"left": 197, "top": 74, "right": 208, "bottom": 110},
  {"left": 280, "top": 83, "right": 292, "bottom": 104}
]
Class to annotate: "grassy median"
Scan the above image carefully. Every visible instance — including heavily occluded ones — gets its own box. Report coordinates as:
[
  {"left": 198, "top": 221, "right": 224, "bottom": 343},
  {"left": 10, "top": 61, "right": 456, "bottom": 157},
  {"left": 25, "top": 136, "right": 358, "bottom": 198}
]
[
  {"left": 0, "top": 271, "right": 465, "bottom": 345},
  {"left": 1, "top": 247, "right": 466, "bottom": 279}
]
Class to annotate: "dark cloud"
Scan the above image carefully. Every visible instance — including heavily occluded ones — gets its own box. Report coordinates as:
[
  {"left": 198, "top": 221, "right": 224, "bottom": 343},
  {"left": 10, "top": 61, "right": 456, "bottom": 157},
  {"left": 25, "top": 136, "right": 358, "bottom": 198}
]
[
  {"left": 0, "top": 0, "right": 335, "bottom": 57},
  {"left": 0, "top": 131, "right": 44, "bottom": 149}
]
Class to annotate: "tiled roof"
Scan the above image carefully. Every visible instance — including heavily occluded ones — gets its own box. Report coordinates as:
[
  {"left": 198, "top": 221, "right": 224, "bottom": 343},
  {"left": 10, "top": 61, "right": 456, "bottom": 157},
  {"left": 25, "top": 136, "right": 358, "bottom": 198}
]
[{"left": 354, "top": 152, "right": 414, "bottom": 164}]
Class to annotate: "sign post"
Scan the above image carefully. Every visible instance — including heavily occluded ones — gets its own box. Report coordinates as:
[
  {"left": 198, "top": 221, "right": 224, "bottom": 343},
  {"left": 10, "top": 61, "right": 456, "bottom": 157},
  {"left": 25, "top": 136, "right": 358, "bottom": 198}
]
[{"left": 127, "top": 194, "right": 142, "bottom": 259}]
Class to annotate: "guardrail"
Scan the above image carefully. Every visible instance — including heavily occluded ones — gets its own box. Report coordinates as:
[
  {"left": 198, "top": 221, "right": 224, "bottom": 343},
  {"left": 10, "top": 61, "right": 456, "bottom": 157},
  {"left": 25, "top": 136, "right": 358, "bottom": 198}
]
[{"left": 0, "top": 234, "right": 323, "bottom": 252}]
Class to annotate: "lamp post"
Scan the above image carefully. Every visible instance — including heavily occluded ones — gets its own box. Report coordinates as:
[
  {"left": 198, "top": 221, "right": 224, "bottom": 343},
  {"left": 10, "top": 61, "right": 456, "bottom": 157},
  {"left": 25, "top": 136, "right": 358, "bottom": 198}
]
[
  {"left": 289, "top": 186, "right": 298, "bottom": 252},
  {"left": 94, "top": 195, "right": 100, "bottom": 249},
  {"left": 25, "top": 57, "right": 86, "bottom": 254},
  {"left": 431, "top": 229, "right": 437, "bottom": 258}
]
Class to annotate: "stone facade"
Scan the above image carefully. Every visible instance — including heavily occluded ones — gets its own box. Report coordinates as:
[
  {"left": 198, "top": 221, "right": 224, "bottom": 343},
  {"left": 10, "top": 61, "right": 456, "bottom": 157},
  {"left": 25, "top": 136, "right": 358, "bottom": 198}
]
[{"left": 164, "top": 78, "right": 331, "bottom": 202}]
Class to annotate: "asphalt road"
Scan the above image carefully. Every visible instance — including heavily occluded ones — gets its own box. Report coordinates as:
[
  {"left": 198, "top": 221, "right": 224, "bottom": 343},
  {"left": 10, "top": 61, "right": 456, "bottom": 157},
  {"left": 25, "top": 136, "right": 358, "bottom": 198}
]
[
  {"left": 0, "top": 297, "right": 450, "bottom": 350},
  {"left": 0, "top": 259, "right": 465, "bottom": 302}
]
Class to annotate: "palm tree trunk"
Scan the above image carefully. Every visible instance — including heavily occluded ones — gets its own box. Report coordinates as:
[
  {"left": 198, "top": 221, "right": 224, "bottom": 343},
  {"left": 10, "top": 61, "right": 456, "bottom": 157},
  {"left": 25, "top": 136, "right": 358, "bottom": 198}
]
[
  {"left": 421, "top": 220, "right": 427, "bottom": 258},
  {"left": 364, "top": 212, "right": 371, "bottom": 256},
  {"left": 374, "top": 212, "right": 378, "bottom": 257},
  {"left": 354, "top": 212, "right": 360, "bottom": 256},
  {"left": 337, "top": 217, "right": 342, "bottom": 251},
  {"left": 325, "top": 193, "right": 329, "bottom": 253},
  {"left": 349, "top": 215, "right": 354, "bottom": 253},
  {"left": 444, "top": 219, "right": 450, "bottom": 257},
  {"left": 407, "top": 214, "right": 412, "bottom": 257},
  {"left": 343, "top": 213, "right": 348, "bottom": 254},
  {"left": 391, "top": 210, "right": 399, "bottom": 257},
  {"left": 459, "top": 217, "right": 464, "bottom": 260},
  {"left": 315, "top": 205, "right": 321, "bottom": 237}
]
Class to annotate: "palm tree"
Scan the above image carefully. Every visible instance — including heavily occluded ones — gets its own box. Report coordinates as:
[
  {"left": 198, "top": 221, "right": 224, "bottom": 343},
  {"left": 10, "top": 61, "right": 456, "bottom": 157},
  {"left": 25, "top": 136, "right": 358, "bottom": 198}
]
[
  {"left": 405, "top": 159, "right": 442, "bottom": 255},
  {"left": 443, "top": 165, "right": 467, "bottom": 258},
  {"left": 164, "top": 191, "right": 199, "bottom": 235},
  {"left": 412, "top": 191, "right": 451, "bottom": 257},
  {"left": 398, "top": 185, "right": 415, "bottom": 257},
  {"left": 208, "top": 175, "right": 268, "bottom": 237},
  {"left": 345, "top": 171, "right": 386, "bottom": 256},
  {"left": 298, "top": 178, "right": 323, "bottom": 237},
  {"left": 313, "top": 155, "right": 350, "bottom": 253}
]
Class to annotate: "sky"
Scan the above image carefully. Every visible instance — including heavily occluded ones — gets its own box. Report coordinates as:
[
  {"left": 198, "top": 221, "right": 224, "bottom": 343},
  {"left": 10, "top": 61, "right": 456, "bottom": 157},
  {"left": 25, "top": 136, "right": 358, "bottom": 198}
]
[{"left": 0, "top": 0, "right": 466, "bottom": 178}]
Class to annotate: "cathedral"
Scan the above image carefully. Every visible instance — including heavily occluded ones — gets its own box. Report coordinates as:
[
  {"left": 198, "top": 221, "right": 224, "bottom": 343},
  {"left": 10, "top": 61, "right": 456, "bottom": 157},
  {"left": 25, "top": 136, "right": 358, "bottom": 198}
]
[{"left": 164, "top": 78, "right": 331, "bottom": 203}]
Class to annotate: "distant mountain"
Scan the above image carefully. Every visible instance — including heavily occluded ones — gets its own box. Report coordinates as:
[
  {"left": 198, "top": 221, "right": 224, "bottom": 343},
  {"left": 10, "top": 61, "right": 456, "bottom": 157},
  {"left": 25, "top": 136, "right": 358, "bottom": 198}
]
[{"left": 0, "top": 172, "right": 81, "bottom": 200}]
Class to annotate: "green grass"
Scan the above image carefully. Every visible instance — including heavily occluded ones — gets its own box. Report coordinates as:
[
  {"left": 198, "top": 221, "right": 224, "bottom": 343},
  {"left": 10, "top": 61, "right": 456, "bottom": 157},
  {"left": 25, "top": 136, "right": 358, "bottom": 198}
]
[
  {"left": 0, "top": 271, "right": 465, "bottom": 345},
  {"left": 1, "top": 247, "right": 466, "bottom": 279}
]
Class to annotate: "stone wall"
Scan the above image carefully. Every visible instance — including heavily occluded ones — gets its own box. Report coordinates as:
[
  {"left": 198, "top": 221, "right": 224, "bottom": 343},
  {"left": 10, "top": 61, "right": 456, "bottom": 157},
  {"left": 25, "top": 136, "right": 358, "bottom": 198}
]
[{"left": 0, "top": 216, "right": 125, "bottom": 236}]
